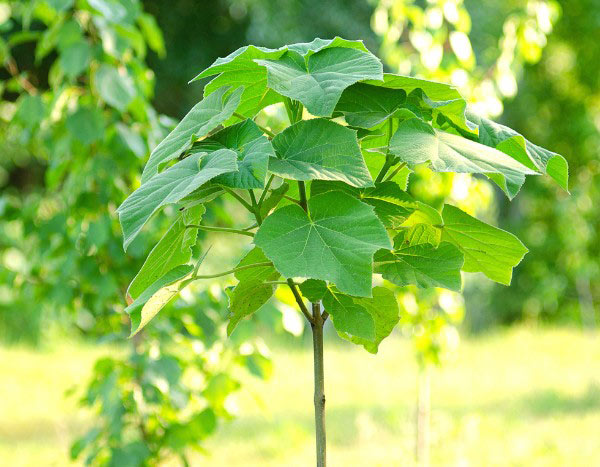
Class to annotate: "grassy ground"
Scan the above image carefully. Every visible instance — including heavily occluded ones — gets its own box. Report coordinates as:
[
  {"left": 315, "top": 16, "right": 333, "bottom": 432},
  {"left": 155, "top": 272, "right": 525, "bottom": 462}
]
[{"left": 1, "top": 326, "right": 599, "bottom": 466}]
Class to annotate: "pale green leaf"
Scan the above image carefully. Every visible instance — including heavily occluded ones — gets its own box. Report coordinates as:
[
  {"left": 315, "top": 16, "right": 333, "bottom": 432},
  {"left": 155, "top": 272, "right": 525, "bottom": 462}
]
[
  {"left": 199, "top": 46, "right": 286, "bottom": 123},
  {"left": 95, "top": 64, "right": 136, "bottom": 111},
  {"left": 256, "top": 47, "right": 383, "bottom": 117},
  {"left": 254, "top": 191, "right": 391, "bottom": 297},
  {"left": 375, "top": 241, "right": 464, "bottom": 291},
  {"left": 59, "top": 41, "right": 91, "bottom": 79},
  {"left": 389, "top": 118, "right": 538, "bottom": 198},
  {"left": 127, "top": 205, "right": 205, "bottom": 300},
  {"left": 467, "top": 111, "right": 569, "bottom": 191},
  {"left": 192, "top": 119, "right": 273, "bottom": 188},
  {"left": 441, "top": 204, "right": 528, "bottom": 285},
  {"left": 118, "top": 149, "right": 238, "bottom": 250},
  {"left": 141, "top": 86, "right": 243, "bottom": 183},
  {"left": 126, "top": 265, "right": 193, "bottom": 337},
  {"left": 194, "top": 38, "right": 374, "bottom": 122},
  {"left": 270, "top": 118, "right": 373, "bottom": 187}
]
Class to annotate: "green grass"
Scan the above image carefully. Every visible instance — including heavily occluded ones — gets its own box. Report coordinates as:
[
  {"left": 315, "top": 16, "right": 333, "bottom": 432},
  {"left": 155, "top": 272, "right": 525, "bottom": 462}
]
[{"left": 2, "top": 327, "right": 600, "bottom": 466}]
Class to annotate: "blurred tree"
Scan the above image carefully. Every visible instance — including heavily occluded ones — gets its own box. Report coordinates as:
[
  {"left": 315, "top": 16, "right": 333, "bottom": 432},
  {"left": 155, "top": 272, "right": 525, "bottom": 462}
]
[
  {"left": 0, "top": 1, "right": 271, "bottom": 464},
  {"left": 488, "top": 0, "right": 599, "bottom": 329}
]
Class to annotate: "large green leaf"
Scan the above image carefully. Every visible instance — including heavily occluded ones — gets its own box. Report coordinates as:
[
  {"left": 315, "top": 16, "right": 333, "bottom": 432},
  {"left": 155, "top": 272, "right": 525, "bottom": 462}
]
[
  {"left": 194, "top": 38, "right": 372, "bottom": 122},
  {"left": 344, "top": 287, "right": 399, "bottom": 353},
  {"left": 141, "top": 86, "right": 242, "bottom": 183},
  {"left": 333, "top": 82, "right": 406, "bottom": 128},
  {"left": 198, "top": 46, "right": 286, "bottom": 123},
  {"left": 192, "top": 119, "right": 272, "bottom": 188},
  {"left": 126, "top": 265, "right": 193, "bottom": 337},
  {"left": 269, "top": 118, "right": 373, "bottom": 187},
  {"left": 118, "top": 149, "right": 238, "bottom": 250},
  {"left": 441, "top": 204, "right": 528, "bottom": 285},
  {"left": 127, "top": 205, "right": 205, "bottom": 300},
  {"left": 467, "top": 111, "right": 569, "bottom": 191},
  {"left": 255, "top": 47, "right": 383, "bottom": 117},
  {"left": 374, "top": 241, "right": 464, "bottom": 291},
  {"left": 226, "top": 248, "right": 279, "bottom": 335},
  {"left": 254, "top": 191, "right": 391, "bottom": 297},
  {"left": 389, "top": 118, "right": 538, "bottom": 198},
  {"left": 310, "top": 180, "right": 417, "bottom": 229}
]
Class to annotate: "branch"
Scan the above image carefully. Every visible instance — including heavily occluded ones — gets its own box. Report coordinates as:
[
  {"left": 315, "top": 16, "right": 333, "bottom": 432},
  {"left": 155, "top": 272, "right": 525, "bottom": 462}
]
[
  {"left": 222, "top": 187, "right": 254, "bottom": 211},
  {"left": 5, "top": 57, "right": 38, "bottom": 95},
  {"left": 185, "top": 224, "right": 255, "bottom": 237},
  {"left": 286, "top": 278, "right": 314, "bottom": 324},
  {"left": 184, "top": 261, "right": 274, "bottom": 286}
]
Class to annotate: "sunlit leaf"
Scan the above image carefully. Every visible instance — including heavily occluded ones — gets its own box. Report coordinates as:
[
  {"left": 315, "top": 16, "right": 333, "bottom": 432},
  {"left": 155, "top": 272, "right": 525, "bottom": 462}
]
[
  {"left": 389, "top": 118, "right": 538, "bottom": 198},
  {"left": 441, "top": 204, "right": 528, "bottom": 285},
  {"left": 467, "top": 111, "right": 569, "bottom": 191}
]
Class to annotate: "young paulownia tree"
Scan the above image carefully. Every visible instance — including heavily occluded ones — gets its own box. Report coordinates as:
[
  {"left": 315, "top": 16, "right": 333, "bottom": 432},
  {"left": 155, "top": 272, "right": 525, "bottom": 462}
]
[{"left": 118, "top": 38, "right": 568, "bottom": 465}]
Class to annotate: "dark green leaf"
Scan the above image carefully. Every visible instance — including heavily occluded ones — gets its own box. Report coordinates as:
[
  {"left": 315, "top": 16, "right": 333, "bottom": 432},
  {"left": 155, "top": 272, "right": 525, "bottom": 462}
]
[
  {"left": 193, "top": 119, "right": 273, "bottom": 188},
  {"left": 254, "top": 191, "right": 391, "bottom": 297},
  {"left": 226, "top": 247, "right": 279, "bottom": 336},
  {"left": 270, "top": 118, "right": 373, "bottom": 187},
  {"left": 334, "top": 82, "right": 406, "bottom": 128}
]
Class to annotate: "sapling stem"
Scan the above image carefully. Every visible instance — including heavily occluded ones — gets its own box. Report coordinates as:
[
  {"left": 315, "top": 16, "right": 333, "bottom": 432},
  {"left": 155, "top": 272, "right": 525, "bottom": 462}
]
[
  {"left": 298, "top": 181, "right": 308, "bottom": 211},
  {"left": 312, "top": 301, "right": 326, "bottom": 466},
  {"left": 258, "top": 174, "right": 275, "bottom": 205},
  {"left": 223, "top": 187, "right": 254, "bottom": 211}
]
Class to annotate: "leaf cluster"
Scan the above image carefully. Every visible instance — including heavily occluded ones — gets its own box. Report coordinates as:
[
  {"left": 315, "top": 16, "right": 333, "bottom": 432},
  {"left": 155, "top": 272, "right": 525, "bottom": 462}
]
[{"left": 120, "top": 37, "right": 568, "bottom": 350}]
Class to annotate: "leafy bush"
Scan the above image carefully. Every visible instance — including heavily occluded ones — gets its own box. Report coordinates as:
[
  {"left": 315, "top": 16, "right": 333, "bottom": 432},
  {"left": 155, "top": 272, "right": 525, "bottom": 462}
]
[{"left": 119, "top": 37, "right": 567, "bottom": 464}]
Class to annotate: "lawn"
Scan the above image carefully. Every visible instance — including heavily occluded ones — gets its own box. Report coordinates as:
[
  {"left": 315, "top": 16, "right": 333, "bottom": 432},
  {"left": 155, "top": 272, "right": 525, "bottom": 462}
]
[{"left": 2, "top": 326, "right": 599, "bottom": 466}]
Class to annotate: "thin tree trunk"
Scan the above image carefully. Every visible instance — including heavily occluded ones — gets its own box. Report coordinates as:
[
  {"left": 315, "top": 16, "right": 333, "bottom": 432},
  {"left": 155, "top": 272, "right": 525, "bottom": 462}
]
[
  {"left": 416, "top": 365, "right": 430, "bottom": 467},
  {"left": 311, "top": 301, "right": 326, "bottom": 466}
]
